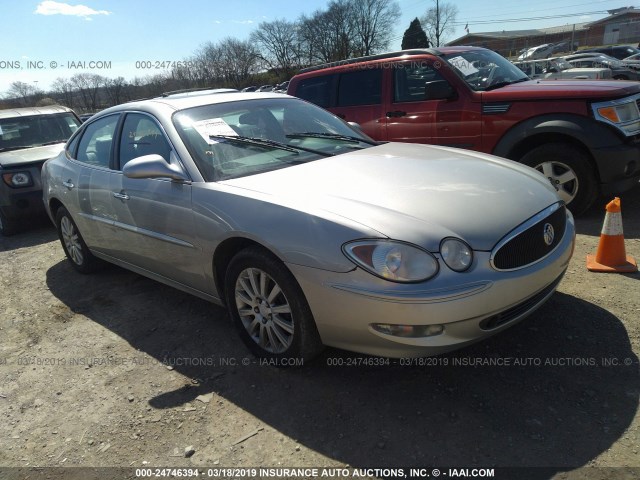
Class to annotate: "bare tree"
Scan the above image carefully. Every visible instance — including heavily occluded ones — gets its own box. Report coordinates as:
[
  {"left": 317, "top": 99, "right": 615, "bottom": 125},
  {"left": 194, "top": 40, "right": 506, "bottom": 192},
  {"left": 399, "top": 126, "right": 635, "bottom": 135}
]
[
  {"left": 298, "top": 0, "right": 358, "bottom": 64},
  {"left": 251, "top": 19, "right": 302, "bottom": 75},
  {"left": 51, "top": 77, "right": 75, "bottom": 108},
  {"left": 70, "top": 73, "right": 104, "bottom": 112},
  {"left": 7, "top": 81, "right": 39, "bottom": 107},
  {"left": 421, "top": 0, "right": 458, "bottom": 47},
  {"left": 351, "top": 0, "right": 401, "bottom": 56},
  {"left": 216, "top": 38, "right": 262, "bottom": 88},
  {"left": 102, "top": 76, "right": 127, "bottom": 106}
]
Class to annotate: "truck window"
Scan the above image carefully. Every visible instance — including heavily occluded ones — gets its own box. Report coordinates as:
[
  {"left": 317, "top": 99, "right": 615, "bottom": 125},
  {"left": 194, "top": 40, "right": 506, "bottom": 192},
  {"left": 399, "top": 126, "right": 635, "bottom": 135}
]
[
  {"left": 393, "top": 64, "right": 447, "bottom": 102},
  {"left": 295, "top": 74, "right": 334, "bottom": 108},
  {"left": 337, "top": 69, "right": 382, "bottom": 107}
]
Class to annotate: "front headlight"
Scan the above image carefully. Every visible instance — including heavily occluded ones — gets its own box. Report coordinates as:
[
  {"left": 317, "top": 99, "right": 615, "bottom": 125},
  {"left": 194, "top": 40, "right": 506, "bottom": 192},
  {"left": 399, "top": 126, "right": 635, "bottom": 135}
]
[
  {"left": 440, "top": 237, "right": 473, "bottom": 272},
  {"left": 2, "top": 172, "right": 33, "bottom": 188},
  {"left": 343, "top": 240, "right": 439, "bottom": 283},
  {"left": 592, "top": 97, "right": 640, "bottom": 136}
]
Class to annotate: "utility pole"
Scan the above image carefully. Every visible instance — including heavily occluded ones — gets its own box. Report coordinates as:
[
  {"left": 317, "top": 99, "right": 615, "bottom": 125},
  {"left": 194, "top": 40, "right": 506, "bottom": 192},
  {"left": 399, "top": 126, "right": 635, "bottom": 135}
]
[
  {"left": 571, "top": 23, "right": 576, "bottom": 51},
  {"left": 435, "top": 0, "right": 440, "bottom": 47}
]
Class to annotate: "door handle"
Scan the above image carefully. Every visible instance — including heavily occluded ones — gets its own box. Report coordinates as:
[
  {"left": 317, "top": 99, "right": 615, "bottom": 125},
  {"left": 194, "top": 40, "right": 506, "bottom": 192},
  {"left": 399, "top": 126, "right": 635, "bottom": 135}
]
[
  {"left": 112, "top": 191, "right": 130, "bottom": 201},
  {"left": 62, "top": 180, "right": 74, "bottom": 189},
  {"left": 386, "top": 111, "right": 407, "bottom": 118}
]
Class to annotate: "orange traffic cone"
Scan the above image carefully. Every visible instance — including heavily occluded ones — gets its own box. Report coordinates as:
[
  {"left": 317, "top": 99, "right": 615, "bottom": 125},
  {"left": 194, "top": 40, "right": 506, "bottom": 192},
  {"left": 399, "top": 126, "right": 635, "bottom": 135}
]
[{"left": 586, "top": 197, "right": 637, "bottom": 273}]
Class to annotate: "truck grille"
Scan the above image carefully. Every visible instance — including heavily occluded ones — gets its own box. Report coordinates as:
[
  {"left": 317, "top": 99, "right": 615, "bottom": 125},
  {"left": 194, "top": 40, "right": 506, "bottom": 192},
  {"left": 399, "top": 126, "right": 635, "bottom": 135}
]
[{"left": 491, "top": 204, "right": 566, "bottom": 270}]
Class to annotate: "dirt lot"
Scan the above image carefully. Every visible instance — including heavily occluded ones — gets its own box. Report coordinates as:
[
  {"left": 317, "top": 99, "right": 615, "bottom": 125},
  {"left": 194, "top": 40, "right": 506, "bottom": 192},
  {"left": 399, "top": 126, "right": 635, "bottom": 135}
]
[{"left": 1, "top": 188, "right": 639, "bottom": 480}]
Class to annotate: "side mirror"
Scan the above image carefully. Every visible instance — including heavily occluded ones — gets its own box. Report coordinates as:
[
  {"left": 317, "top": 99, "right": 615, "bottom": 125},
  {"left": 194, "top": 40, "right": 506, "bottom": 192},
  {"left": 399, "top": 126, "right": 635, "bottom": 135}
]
[
  {"left": 123, "top": 154, "right": 189, "bottom": 182},
  {"left": 424, "top": 80, "right": 455, "bottom": 100}
]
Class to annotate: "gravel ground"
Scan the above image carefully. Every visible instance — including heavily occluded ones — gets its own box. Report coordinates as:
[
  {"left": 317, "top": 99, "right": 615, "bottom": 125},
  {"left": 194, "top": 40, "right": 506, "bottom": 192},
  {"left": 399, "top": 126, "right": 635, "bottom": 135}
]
[{"left": 1, "top": 188, "right": 639, "bottom": 480}]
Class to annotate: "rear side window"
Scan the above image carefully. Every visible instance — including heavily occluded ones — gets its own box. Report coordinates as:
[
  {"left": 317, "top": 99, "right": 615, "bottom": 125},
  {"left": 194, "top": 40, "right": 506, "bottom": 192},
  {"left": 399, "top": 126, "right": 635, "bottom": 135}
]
[
  {"left": 295, "top": 74, "right": 334, "bottom": 108},
  {"left": 76, "top": 115, "right": 119, "bottom": 168},
  {"left": 337, "top": 69, "right": 382, "bottom": 106}
]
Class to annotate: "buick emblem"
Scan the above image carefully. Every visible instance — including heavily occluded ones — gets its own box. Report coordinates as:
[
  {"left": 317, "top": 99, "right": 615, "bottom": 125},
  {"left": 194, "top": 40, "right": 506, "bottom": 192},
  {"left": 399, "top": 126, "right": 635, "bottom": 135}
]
[{"left": 543, "top": 223, "right": 555, "bottom": 246}]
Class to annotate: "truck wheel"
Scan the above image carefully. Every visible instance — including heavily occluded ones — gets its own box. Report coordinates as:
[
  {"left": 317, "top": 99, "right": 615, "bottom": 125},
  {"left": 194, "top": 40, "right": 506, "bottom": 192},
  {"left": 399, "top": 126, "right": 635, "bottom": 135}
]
[
  {"left": 520, "top": 143, "right": 597, "bottom": 215},
  {"left": 0, "top": 211, "right": 19, "bottom": 236}
]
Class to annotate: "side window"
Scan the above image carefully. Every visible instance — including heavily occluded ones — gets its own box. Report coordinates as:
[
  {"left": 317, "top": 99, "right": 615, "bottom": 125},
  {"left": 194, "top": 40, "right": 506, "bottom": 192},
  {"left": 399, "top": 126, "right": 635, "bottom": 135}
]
[
  {"left": 295, "top": 74, "right": 334, "bottom": 108},
  {"left": 76, "top": 115, "right": 119, "bottom": 168},
  {"left": 119, "top": 113, "right": 171, "bottom": 169},
  {"left": 393, "top": 63, "right": 447, "bottom": 102},
  {"left": 66, "top": 132, "right": 80, "bottom": 157},
  {"left": 337, "top": 69, "right": 382, "bottom": 106}
]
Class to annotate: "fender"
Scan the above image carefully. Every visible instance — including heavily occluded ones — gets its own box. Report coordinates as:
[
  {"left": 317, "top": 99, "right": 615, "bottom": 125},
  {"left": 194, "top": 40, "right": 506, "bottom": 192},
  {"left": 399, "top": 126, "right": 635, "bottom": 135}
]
[{"left": 492, "top": 113, "right": 624, "bottom": 159}]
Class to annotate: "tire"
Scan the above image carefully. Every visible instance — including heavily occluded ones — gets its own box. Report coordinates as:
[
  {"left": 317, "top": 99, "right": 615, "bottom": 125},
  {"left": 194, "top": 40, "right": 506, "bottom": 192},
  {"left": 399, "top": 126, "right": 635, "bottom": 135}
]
[
  {"left": 519, "top": 143, "right": 597, "bottom": 215},
  {"left": 55, "top": 207, "right": 101, "bottom": 273},
  {"left": 0, "top": 210, "right": 19, "bottom": 236},
  {"left": 224, "top": 246, "right": 324, "bottom": 363}
]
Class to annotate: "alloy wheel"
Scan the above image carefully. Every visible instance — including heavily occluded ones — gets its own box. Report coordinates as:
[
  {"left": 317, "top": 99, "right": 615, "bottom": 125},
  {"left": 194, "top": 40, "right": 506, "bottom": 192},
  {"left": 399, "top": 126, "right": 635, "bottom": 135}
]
[
  {"left": 60, "top": 215, "right": 84, "bottom": 266},
  {"left": 234, "top": 267, "right": 294, "bottom": 353},
  {"left": 535, "top": 160, "right": 579, "bottom": 204}
]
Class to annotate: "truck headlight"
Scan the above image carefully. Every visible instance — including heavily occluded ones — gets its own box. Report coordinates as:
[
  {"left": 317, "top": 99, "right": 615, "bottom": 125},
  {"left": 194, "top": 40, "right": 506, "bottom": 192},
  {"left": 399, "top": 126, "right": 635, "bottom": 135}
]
[
  {"left": 592, "top": 97, "right": 640, "bottom": 136},
  {"left": 2, "top": 172, "right": 33, "bottom": 188}
]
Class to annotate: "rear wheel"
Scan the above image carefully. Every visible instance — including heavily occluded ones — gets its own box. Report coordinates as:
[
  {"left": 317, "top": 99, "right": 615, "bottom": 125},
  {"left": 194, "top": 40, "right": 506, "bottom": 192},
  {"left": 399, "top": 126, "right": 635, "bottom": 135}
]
[
  {"left": 55, "top": 207, "right": 101, "bottom": 273},
  {"left": 520, "top": 143, "right": 597, "bottom": 215},
  {"left": 224, "top": 246, "right": 323, "bottom": 363}
]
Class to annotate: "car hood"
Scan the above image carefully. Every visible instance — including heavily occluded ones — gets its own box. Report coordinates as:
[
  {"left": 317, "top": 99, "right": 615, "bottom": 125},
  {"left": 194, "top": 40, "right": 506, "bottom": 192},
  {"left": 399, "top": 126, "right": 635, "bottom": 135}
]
[
  {"left": 0, "top": 143, "right": 65, "bottom": 168},
  {"left": 482, "top": 79, "right": 640, "bottom": 101},
  {"left": 221, "top": 143, "right": 560, "bottom": 251}
]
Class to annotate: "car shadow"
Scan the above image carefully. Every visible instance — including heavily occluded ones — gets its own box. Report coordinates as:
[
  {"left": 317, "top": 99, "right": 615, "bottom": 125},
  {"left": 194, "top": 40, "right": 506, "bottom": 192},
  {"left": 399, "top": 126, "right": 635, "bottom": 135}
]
[
  {"left": 0, "top": 217, "right": 57, "bottom": 251},
  {"left": 46, "top": 260, "right": 639, "bottom": 474}
]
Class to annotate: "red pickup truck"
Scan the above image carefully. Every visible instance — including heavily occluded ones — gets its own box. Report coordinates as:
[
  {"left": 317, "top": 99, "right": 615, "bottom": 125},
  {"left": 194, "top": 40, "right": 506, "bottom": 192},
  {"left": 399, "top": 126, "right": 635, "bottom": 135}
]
[{"left": 288, "top": 46, "right": 640, "bottom": 214}]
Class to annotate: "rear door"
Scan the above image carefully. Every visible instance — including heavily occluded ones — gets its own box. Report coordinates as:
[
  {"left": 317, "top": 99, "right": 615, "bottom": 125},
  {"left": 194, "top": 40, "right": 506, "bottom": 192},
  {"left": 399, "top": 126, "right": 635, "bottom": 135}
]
[
  {"left": 67, "top": 114, "right": 120, "bottom": 254},
  {"left": 330, "top": 68, "right": 387, "bottom": 140}
]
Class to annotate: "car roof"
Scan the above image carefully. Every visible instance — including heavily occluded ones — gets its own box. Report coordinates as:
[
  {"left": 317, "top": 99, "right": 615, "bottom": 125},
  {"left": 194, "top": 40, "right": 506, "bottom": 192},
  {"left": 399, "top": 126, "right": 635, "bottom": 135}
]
[
  {"left": 95, "top": 91, "right": 294, "bottom": 118},
  {"left": 0, "top": 105, "right": 74, "bottom": 119}
]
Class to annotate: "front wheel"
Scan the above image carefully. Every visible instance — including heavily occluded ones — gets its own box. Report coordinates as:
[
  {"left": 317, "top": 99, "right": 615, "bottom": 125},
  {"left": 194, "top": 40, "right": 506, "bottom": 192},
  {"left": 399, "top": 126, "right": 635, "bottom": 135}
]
[
  {"left": 519, "top": 143, "right": 597, "bottom": 215},
  {"left": 55, "top": 207, "right": 101, "bottom": 273},
  {"left": 224, "top": 247, "right": 323, "bottom": 363}
]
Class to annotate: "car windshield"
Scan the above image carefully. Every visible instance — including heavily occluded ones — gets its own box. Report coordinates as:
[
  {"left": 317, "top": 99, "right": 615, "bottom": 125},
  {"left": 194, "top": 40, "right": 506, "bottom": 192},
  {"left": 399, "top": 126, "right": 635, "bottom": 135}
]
[
  {"left": 444, "top": 50, "right": 529, "bottom": 91},
  {"left": 173, "top": 97, "right": 374, "bottom": 181},
  {"left": 0, "top": 113, "right": 81, "bottom": 151}
]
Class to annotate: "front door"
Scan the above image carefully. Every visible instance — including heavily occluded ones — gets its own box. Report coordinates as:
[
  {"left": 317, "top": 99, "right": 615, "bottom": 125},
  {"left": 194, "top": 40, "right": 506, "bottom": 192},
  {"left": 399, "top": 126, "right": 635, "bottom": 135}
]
[{"left": 109, "top": 112, "right": 204, "bottom": 289}]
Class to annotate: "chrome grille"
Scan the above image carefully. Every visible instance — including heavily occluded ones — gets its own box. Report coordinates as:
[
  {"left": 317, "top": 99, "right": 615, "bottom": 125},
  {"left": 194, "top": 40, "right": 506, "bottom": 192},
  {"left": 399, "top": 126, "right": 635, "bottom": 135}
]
[{"left": 491, "top": 204, "right": 566, "bottom": 270}]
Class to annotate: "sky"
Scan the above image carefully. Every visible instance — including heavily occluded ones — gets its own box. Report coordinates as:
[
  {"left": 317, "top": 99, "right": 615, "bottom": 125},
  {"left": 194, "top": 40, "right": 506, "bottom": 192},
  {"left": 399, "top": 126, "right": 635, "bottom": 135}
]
[{"left": 0, "top": 0, "right": 633, "bottom": 95}]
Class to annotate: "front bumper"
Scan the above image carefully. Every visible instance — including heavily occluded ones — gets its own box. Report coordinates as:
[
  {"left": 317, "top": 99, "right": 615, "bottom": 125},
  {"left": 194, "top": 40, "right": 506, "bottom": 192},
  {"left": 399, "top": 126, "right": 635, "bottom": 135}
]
[
  {"left": 0, "top": 187, "right": 46, "bottom": 220},
  {"left": 592, "top": 142, "right": 640, "bottom": 195},
  {"left": 288, "top": 210, "right": 575, "bottom": 358}
]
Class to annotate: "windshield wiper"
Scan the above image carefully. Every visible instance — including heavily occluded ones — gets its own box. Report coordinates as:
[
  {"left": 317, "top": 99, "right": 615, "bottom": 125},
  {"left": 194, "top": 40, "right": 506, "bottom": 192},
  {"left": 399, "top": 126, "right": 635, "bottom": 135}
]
[
  {"left": 286, "top": 132, "right": 378, "bottom": 145},
  {"left": 209, "top": 134, "right": 332, "bottom": 157},
  {"left": 485, "top": 78, "right": 529, "bottom": 91},
  {"left": 39, "top": 140, "right": 66, "bottom": 146}
]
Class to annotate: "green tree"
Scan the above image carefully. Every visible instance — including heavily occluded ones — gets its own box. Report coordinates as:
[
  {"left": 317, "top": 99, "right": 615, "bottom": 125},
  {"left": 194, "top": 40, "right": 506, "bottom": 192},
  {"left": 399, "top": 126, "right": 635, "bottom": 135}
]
[{"left": 401, "top": 18, "right": 429, "bottom": 49}]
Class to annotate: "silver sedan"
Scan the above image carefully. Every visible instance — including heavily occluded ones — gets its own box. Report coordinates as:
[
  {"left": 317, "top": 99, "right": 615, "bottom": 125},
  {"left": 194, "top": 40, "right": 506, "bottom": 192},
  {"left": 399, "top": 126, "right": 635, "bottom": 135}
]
[{"left": 42, "top": 91, "right": 575, "bottom": 361}]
